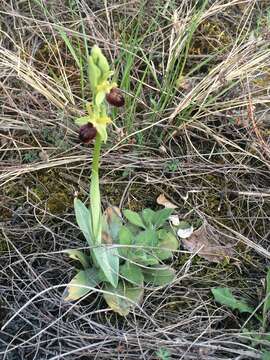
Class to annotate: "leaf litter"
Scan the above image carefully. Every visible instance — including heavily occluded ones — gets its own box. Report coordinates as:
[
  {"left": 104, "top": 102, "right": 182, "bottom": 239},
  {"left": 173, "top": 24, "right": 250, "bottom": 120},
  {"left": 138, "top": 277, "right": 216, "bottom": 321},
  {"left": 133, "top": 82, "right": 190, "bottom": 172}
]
[{"left": 181, "top": 222, "right": 235, "bottom": 263}]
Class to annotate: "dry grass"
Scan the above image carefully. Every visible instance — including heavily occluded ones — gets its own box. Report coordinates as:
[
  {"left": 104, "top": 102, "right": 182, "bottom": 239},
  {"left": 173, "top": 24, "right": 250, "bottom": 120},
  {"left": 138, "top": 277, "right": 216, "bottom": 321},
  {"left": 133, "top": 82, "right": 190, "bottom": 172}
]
[{"left": 0, "top": 0, "right": 270, "bottom": 359}]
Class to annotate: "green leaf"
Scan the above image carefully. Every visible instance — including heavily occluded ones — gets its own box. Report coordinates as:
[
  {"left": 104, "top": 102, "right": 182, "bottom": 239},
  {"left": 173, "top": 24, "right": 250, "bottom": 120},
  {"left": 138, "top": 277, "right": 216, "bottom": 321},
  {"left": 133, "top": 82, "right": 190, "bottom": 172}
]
[
  {"left": 64, "top": 249, "right": 90, "bottom": 269},
  {"left": 75, "top": 116, "right": 90, "bottom": 126},
  {"left": 103, "top": 282, "right": 144, "bottom": 316},
  {"left": 130, "top": 250, "right": 159, "bottom": 266},
  {"left": 262, "top": 351, "right": 270, "bottom": 360},
  {"left": 92, "top": 245, "right": 119, "bottom": 288},
  {"left": 58, "top": 29, "right": 82, "bottom": 71},
  {"left": 123, "top": 209, "right": 146, "bottom": 229},
  {"left": 264, "top": 268, "right": 270, "bottom": 313},
  {"left": 156, "top": 231, "right": 179, "bottom": 260},
  {"left": 120, "top": 262, "right": 144, "bottom": 286},
  {"left": 152, "top": 208, "right": 174, "bottom": 228},
  {"left": 119, "top": 226, "right": 133, "bottom": 258},
  {"left": 74, "top": 198, "right": 93, "bottom": 247},
  {"left": 141, "top": 208, "right": 155, "bottom": 227},
  {"left": 64, "top": 268, "right": 100, "bottom": 301},
  {"left": 119, "top": 226, "right": 133, "bottom": 245},
  {"left": 263, "top": 268, "right": 270, "bottom": 329},
  {"left": 211, "top": 288, "right": 254, "bottom": 313},
  {"left": 143, "top": 265, "right": 176, "bottom": 286},
  {"left": 135, "top": 229, "right": 158, "bottom": 247}
]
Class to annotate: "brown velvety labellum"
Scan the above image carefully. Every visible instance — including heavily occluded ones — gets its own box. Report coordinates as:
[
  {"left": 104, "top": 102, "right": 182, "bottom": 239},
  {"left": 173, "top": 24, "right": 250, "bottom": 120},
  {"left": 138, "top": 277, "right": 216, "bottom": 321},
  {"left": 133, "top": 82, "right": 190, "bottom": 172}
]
[
  {"left": 106, "top": 88, "right": 125, "bottom": 107},
  {"left": 79, "top": 123, "right": 97, "bottom": 143}
]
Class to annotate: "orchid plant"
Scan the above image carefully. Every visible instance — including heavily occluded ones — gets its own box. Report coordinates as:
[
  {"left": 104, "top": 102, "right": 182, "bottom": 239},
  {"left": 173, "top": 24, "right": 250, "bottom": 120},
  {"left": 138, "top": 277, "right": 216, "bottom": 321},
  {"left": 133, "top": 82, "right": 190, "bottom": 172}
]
[{"left": 64, "top": 46, "right": 179, "bottom": 315}]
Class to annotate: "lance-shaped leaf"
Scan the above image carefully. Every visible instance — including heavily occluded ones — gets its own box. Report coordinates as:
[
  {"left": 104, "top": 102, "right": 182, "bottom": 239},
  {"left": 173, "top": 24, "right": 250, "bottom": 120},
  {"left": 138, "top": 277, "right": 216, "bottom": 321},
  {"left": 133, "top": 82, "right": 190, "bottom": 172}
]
[
  {"left": 152, "top": 208, "right": 174, "bottom": 229},
  {"left": 123, "top": 209, "right": 146, "bottom": 229},
  {"left": 92, "top": 245, "right": 119, "bottom": 288},
  {"left": 143, "top": 265, "right": 176, "bottom": 286},
  {"left": 141, "top": 208, "right": 155, "bottom": 227},
  {"left": 64, "top": 268, "right": 101, "bottom": 301},
  {"left": 263, "top": 268, "right": 270, "bottom": 329},
  {"left": 74, "top": 198, "right": 93, "bottom": 247},
  {"left": 103, "top": 282, "right": 144, "bottom": 316}
]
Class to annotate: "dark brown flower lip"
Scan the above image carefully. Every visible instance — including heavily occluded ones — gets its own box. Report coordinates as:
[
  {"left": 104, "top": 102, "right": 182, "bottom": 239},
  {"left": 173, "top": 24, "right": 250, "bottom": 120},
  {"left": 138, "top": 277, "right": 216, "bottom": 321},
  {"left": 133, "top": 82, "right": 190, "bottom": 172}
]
[
  {"left": 106, "top": 88, "right": 125, "bottom": 107},
  {"left": 79, "top": 123, "right": 97, "bottom": 143}
]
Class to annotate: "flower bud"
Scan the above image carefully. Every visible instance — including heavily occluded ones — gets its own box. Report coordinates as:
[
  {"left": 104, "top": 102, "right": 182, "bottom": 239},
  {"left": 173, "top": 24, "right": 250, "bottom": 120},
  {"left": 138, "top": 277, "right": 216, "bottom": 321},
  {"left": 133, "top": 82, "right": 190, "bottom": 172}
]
[
  {"left": 79, "top": 123, "right": 97, "bottom": 143},
  {"left": 106, "top": 88, "right": 125, "bottom": 107}
]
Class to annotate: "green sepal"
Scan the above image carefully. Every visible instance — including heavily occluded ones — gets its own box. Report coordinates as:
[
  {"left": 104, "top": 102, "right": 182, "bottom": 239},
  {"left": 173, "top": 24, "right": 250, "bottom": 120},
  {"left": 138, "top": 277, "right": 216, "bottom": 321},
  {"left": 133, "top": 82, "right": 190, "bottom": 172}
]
[
  {"left": 88, "top": 56, "right": 101, "bottom": 91},
  {"left": 91, "top": 45, "right": 110, "bottom": 75},
  {"left": 75, "top": 116, "right": 91, "bottom": 126}
]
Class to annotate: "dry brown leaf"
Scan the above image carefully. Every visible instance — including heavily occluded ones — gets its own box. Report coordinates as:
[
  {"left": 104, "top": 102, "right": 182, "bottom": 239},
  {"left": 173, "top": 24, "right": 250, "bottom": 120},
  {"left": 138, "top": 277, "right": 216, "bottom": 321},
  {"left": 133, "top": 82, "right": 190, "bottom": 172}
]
[
  {"left": 103, "top": 206, "right": 121, "bottom": 222},
  {"left": 182, "top": 223, "right": 234, "bottom": 263},
  {"left": 157, "top": 194, "right": 178, "bottom": 209},
  {"left": 102, "top": 206, "right": 122, "bottom": 244}
]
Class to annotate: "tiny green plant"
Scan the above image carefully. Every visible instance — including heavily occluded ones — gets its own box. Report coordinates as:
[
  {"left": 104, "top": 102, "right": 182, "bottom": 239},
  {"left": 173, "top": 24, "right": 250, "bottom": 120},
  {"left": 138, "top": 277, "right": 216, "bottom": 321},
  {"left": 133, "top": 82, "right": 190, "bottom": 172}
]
[
  {"left": 156, "top": 347, "right": 171, "bottom": 360},
  {"left": 63, "top": 46, "right": 179, "bottom": 315},
  {"left": 212, "top": 268, "right": 270, "bottom": 329},
  {"left": 212, "top": 268, "right": 270, "bottom": 355}
]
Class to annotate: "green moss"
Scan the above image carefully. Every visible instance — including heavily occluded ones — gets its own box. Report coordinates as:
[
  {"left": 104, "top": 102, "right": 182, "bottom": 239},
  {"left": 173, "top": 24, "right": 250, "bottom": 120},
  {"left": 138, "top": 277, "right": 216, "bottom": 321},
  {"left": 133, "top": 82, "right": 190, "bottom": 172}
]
[
  {"left": 30, "top": 169, "right": 73, "bottom": 214},
  {"left": 189, "top": 20, "right": 231, "bottom": 56},
  {"left": 3, "top": 169, "right": 73, "bottom": 216}
]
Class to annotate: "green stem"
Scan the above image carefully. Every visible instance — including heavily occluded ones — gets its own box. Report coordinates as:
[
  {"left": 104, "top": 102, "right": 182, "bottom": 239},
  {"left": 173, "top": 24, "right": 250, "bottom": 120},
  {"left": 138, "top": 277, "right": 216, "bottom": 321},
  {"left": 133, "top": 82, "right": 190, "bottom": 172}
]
[{"left": 90, "top": 133, "right": 102, "bottom": 243}]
